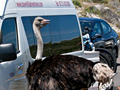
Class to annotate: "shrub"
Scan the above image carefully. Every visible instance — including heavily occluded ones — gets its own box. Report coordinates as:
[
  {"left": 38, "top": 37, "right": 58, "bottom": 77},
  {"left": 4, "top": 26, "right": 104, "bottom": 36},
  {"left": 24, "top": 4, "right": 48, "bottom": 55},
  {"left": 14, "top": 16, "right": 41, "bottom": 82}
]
[
  {"left": 82, "top": 0, "right": 92, "bottom": 3},
  {"left": 72, "top": 0, "right": 82, "bottom": 7},
  {"left": 85, "top": 6, "right": 101, "bottom": 15},
  {"left": 93, "top": 0, "right": 108, "bottom": 4}
]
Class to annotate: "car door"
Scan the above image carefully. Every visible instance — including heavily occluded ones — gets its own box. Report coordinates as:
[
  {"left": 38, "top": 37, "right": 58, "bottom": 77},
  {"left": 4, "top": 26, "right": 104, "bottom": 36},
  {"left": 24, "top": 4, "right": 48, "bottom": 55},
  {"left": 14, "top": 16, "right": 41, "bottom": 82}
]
[
  {"left": 91, "top": 21, "right": 106, "bottom": 48},
  {"left": 0, "top": 15, "right": 28, "bottom": 90},
  {"left": 92, "top": 22, "right": 103, "bottom": 42}
]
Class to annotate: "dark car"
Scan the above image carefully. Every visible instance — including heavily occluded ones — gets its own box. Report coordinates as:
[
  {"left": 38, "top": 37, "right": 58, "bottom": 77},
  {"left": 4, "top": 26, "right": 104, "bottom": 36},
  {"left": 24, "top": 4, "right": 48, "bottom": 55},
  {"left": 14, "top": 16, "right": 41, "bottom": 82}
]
[{"left": 79, "top": 17, "right": 119, "bottom": 58}]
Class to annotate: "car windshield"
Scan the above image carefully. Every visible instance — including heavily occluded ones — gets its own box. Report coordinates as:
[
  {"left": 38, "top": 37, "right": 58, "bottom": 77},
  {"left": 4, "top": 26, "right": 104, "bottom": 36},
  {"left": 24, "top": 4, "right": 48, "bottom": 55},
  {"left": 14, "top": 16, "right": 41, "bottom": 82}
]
[{"left": 80, "top": 21, "right": 92, "bottom": 32}]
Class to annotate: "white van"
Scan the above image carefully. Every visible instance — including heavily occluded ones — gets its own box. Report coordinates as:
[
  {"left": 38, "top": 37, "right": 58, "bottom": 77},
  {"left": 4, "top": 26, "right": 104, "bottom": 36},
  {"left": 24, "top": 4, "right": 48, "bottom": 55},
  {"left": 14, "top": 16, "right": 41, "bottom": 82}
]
[{"left": 0, "top": 0, "right": 99, "bottom": 90}]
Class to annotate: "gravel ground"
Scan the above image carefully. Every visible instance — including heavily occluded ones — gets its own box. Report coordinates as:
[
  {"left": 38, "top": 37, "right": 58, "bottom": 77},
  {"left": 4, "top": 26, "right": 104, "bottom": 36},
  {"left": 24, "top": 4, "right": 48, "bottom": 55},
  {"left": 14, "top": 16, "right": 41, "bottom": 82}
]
[{"left": 113, "top": 46, "right": 120, "bottom": 90}]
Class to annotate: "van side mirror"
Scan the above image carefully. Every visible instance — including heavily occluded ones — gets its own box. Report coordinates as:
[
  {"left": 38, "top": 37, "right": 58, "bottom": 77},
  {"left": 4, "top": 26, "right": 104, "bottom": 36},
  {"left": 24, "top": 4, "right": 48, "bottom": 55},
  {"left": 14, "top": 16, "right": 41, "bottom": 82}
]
[{"left": 0, "top": 43, "right": 17, "bottom": 62}]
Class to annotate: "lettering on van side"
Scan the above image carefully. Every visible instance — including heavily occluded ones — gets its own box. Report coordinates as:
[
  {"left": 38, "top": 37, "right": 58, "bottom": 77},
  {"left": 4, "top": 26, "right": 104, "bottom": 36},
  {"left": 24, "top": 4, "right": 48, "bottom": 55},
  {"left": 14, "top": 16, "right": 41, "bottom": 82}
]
[
  {"left": 55, "top": 1, "right": 70, "bottom": 6},
  {"left": 16, "top": 1, "right": 43, "bottom": 7}
]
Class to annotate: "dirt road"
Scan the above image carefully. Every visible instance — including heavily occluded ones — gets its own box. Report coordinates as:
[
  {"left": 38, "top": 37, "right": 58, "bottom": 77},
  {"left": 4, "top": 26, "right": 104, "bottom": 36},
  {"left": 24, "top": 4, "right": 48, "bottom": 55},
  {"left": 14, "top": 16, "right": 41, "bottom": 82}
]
[{"left": 113, "top": 46, "right": 120, "bottom": 89}]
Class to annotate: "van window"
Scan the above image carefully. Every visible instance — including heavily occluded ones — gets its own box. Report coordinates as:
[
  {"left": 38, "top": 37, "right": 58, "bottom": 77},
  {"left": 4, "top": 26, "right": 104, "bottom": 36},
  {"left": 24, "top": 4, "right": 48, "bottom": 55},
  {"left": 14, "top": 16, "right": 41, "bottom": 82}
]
[
  {"left": 1, "top": 18, "right": 18, "bottom": 51},
  {"left": 22, "top": 15, "right": 82, "bottom": 58}
]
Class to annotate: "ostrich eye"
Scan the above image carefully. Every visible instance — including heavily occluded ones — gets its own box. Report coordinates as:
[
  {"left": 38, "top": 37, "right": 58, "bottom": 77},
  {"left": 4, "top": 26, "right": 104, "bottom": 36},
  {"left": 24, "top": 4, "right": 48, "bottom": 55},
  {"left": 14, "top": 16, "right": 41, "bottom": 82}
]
[{"left": 38, "top": 19, "right": 43, "bottom": 22}]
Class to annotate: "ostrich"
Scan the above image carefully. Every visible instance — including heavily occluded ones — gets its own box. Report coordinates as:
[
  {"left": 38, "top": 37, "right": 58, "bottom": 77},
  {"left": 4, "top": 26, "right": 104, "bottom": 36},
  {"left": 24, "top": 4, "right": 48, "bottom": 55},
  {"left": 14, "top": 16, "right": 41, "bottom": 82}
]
[{"left": 26, "top": 17, "right": 116, "bottom": 90}]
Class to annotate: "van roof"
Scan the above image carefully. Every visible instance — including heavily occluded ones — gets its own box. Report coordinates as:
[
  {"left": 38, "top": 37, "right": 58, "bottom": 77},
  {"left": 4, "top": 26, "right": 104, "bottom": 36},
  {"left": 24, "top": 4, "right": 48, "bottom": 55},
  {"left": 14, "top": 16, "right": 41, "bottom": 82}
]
[{"left": 0, "top": 0, "right": 76, "bottom": 16}]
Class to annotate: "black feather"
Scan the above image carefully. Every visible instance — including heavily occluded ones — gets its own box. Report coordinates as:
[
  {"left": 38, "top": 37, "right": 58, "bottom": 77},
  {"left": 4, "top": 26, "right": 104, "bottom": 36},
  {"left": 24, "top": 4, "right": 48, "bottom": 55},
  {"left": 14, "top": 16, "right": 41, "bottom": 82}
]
[{"left": 26, "top": 55, "right": 96, "bottom": 90}]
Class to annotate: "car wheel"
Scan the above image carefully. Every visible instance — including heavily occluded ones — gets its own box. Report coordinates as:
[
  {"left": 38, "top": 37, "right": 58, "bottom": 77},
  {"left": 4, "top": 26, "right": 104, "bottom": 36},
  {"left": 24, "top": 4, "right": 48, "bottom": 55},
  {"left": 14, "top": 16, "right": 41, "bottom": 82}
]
[{"left": 95, "top": 48, "right": 117, "bottom": 72}]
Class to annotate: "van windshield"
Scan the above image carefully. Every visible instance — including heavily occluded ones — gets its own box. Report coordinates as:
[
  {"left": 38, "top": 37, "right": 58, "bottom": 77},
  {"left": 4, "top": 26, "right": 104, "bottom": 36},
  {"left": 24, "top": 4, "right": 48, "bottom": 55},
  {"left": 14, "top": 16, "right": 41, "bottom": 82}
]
[{"left": 22, "top": 15, "right": 82, "bottom": 58}]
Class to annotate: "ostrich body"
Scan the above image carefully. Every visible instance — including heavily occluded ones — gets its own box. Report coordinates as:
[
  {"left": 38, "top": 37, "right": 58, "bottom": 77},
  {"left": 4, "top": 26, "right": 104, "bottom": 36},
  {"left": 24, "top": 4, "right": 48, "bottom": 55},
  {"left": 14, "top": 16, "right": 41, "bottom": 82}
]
[{"left": 26, "top": 17, "right": 115, "bottom": 90}]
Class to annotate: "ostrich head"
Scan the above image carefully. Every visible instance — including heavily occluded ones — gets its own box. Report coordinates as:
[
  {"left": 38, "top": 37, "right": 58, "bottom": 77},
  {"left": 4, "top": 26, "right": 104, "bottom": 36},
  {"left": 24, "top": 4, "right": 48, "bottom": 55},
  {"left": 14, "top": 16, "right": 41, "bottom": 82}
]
[
  {"left": 33, "top": 17, "right": 50, "bottom": 30},
  {"left": 92, "top": 63, "right": 116, "bottom": 84}
]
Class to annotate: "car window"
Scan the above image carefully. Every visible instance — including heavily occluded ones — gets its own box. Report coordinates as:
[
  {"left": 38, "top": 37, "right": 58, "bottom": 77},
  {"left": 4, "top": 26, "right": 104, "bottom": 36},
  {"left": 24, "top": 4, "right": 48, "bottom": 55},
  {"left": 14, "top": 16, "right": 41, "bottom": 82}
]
[
  {"left": 100, "top": 21, "right": 111, "bottom": 34},
  {"left": 0, "top": 18, "right": 18, "bottom": 51},
  {"left": 93, "top": 22, "right": 102, "bottom": 34},
  {"left": 80, "top": 21, "right": 92, "bottom": 32},
  {"left": 22, "top": 15, "right": 82, "bottom": 58}
]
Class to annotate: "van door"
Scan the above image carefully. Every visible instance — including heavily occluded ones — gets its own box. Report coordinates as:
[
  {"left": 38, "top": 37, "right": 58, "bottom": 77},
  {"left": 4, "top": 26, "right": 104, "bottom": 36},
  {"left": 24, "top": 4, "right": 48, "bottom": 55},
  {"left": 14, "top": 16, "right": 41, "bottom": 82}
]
[{"left": 0, "top": 15, "right": 28, "bottom": 90}]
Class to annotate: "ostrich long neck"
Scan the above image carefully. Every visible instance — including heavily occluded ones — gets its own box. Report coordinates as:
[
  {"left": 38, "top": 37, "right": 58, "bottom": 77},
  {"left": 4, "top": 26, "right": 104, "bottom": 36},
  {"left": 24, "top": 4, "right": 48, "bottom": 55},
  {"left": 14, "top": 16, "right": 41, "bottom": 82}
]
[{"left": 33, "top": 24, "right": 43, "bottom": 60}]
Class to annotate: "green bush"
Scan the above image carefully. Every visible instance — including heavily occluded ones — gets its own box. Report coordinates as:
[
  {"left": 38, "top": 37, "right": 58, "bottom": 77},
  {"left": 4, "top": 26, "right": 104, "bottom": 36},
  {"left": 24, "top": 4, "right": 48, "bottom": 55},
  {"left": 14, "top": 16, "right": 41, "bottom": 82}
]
[
  {"left": 72, "top": 0, "right": 81, "bottom": 7},
  {"left": 93, "top": 0, "right": 108, "bottom": 4},
  {"left": 85, "top": 6, "right": 101, "bottom": 15},
  {"left": 81, "top": 0, "right": 92, "bottom": 3}
]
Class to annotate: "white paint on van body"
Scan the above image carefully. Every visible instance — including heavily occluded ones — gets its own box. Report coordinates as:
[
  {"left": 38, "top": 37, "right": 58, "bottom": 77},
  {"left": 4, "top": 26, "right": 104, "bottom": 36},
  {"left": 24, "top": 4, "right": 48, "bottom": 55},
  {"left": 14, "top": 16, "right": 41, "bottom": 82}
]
[{"left": 0, "top": 0, "right": 99, "bottom": 90}]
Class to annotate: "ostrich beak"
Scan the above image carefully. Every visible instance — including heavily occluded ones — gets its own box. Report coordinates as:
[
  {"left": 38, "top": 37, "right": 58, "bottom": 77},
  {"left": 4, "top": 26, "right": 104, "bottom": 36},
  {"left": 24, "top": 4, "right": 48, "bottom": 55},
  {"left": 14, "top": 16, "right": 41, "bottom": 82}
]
[{"left": 41, "top": 19, "right": 50, "bottom": 24}]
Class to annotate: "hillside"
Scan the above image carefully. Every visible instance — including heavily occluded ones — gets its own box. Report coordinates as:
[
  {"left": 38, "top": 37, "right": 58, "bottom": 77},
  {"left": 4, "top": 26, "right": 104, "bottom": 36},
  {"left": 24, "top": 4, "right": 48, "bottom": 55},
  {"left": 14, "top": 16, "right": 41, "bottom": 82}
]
[{"left": 73, "top": 0, "right": 120, "bottom": 35}]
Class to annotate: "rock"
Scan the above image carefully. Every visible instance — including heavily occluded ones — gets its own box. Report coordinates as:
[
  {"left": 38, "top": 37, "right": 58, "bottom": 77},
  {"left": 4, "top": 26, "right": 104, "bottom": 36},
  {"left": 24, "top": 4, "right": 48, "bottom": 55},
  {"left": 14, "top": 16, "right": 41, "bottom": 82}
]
[
  {"left": 94, "top": 4, "right": 103, "bottom": 10},
  {"left": 101, "top": 9, "right": 120, "bottom": 24},
  {"left": 108, "top": 1, "right": 120, "bottom": 9}
]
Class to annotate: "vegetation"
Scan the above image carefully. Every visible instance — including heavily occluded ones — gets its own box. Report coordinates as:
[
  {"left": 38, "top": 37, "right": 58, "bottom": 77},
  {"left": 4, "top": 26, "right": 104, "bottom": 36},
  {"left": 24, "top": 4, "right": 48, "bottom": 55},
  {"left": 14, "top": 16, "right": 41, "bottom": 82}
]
[
  {"left": 72, "top": 0, "right": 82, "bottom": 7},
  {"left": 74, "top": 0, "right": 108, "bottom": 4},
  {"left": 85, "top": 6, "right": 101, "bottom": 15},
  {"left": 93, "top": 0, "right": 108, "bottom": 4},
  {"left": 82, "top": 0, "right": 93, "bottom": 3}
]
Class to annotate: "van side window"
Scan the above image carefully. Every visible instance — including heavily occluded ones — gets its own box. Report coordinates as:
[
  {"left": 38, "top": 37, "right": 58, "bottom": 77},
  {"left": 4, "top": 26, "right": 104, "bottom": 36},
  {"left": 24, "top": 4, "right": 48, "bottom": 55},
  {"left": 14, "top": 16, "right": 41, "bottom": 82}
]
[
  {"left": 1, "top": 18, "right": 18, "bottom": 51},
  {"left": 22, "top": 15, "right": 82, "bottom": 58}
]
